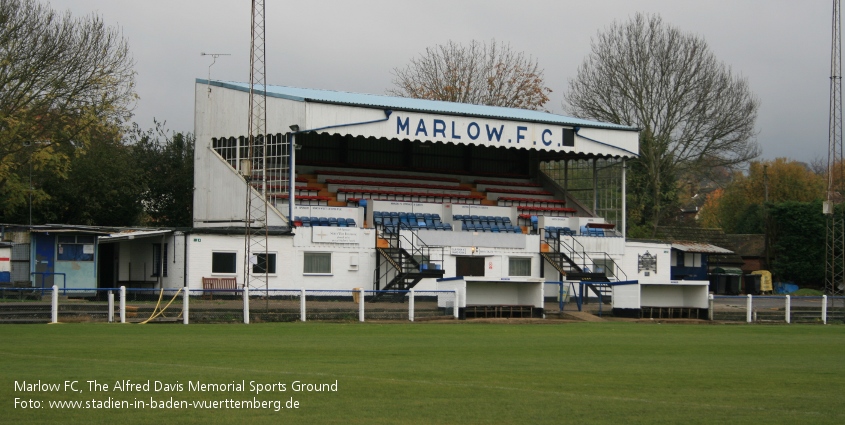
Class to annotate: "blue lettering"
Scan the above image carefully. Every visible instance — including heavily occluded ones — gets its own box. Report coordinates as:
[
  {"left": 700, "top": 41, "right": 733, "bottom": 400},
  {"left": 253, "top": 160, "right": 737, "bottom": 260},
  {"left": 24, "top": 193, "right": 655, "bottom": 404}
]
[
  {"left": 486, "top": 124, "right": 504, "bottom": 142},
  {"left": 451, "top": 121, "right": 462, "bottom": 139},
  {"left": 467, "top": 122, "right": 480, "bottom": 140},
  {"left": 433, "top": 119, "right": 446, "bottom": 137},
  {"left": 516, "top": 126, "right": 527, "bottom": 144},
  {"left": 415, "top": 119, "right": 428, "bottom": 137},
  {"left": 397, "top": 116, "right": 410, "bottom": 135},
  {"left": 541, "top": 129, "right": 553, "bottom": 146}
]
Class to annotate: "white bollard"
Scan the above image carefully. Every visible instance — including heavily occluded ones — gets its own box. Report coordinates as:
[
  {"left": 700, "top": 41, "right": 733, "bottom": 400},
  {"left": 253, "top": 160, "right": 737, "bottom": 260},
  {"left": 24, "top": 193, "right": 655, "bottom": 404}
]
[
  {"left": 243, "top": 286, "right": 250, "bottom": 324},
  {"left": 822, "top": 295, "right": 828, "bottom": 325},
  {"left": 708, "top": 294, "right": 714, "bottom": 321},
  {"left": 358, "top": 288, "right": 365, "bottom": 322},
  {"left": 51, "top": 285, "right": 58, "bottom": 324},
  {"left": 183, "top": 288, "right": 190, "bottom": 325},
  {"left": 409, "top": 289, "right": 415, "bottom": 322},
  {"left": 119, "top": 286, "right": 126, "bottom": 323},
  {"left": 746, "top": 294, "right": 753, "bottom": 323},
  {"left": 785, "top": 295, "right": 791, "bottom": 324},
  {"left": 300, "top": 289, "right": 306, "bottom": 322},
  {"left": 107, "top": 291, "right": 114, "bottom": 323}
]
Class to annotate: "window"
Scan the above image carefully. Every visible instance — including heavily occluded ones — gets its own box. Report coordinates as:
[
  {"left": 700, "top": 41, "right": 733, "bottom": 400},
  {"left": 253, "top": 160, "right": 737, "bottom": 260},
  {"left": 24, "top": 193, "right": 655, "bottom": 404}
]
[
  {"left": 252, "top": 253, "right": 277, "bottom": 274},
  {"left": 212, "top": 252, "right": 237, "bottom": 274},
  {"left": 152, "top": 243, "right": 168, "bottom": 277},
  {"left": 57, "top": 235, "right": 95, "bottom": 261},
  {"left": 509, "top": 257, "right": 532, "bottom": 276},
  {"left": 455, "top": 257, "right": 485, "bottom": 277},
  {"left": 304, "top": 252, "right": 331, "bottom": 274},
  {"left": 684, "top": 253, "right": 702, "bottom": 267}
]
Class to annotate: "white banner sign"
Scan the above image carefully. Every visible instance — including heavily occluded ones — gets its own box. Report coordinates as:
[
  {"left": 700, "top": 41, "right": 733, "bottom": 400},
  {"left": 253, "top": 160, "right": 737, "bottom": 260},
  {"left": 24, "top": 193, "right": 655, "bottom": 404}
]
[{"left": 311, "top": 227, "right": 359, "bottom": 244}]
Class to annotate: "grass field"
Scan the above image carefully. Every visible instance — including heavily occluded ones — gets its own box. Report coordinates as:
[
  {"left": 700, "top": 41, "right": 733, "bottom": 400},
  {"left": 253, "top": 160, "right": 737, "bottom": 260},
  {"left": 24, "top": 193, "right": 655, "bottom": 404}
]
[{"left": 1, "top": 322, "right": 843, "bottom": 424}]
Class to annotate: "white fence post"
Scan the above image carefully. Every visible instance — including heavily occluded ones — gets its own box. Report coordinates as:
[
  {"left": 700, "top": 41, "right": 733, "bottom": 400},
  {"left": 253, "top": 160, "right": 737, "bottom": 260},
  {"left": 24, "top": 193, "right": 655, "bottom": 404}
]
[
  {"left": 453, "top": 290, "right": 460, "bottom": 319},
  {"left": 708, "top": 294, "right": 714, "bottom": 321},
  {"left": 243, "top": 286, "right": 250, "bottom": 324},
  {"left": 358, "top": 288, "right": 365, "bottom": 322},
  {"left": 119, "top": 286, "right": 126, "bottom": 323},
  {"left": 51, "top": 285, "right": 58, "bottom": 324},
  {"left": 409, "top": 289, "right": 415, "bottom": 322},
  {"left": 107, "top": 291, "right": 114, "bottom": 323},
  {"left": 822, "top": 295, "right": 828, "bottom": 325},
  {"left": 183, "top": 288, "right": 190, "bottom": 325},
  {"left": 785, "top": 295, "right": 791, "bottom": 324},
  {"left": 746, "top": 294, "right": 753, "bottom": 323},
  {"left": 300, "top": 289, "right": 306, "bottom": 322}
]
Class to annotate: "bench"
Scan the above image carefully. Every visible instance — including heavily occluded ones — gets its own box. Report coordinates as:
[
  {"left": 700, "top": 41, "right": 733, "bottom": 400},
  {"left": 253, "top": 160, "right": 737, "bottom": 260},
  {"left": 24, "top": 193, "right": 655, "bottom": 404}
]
[{"left": 202, "top": 277, "right": 238, "bottom": 299}]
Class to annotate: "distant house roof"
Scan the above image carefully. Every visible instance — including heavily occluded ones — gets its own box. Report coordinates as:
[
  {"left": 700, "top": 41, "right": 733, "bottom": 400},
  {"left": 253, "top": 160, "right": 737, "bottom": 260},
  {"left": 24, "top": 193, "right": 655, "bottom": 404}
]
[
  {"left": 654, "top": 226, "right": 744, "bottom": 266},
  {"left": 671, "top": 242, "right": 734, "bottom": 254},
  {"left": 201, "top": 79, "right": 639, "bottom": 132},
  {"left": 725, "top": 234, "right": 766, "bottom": 258}
]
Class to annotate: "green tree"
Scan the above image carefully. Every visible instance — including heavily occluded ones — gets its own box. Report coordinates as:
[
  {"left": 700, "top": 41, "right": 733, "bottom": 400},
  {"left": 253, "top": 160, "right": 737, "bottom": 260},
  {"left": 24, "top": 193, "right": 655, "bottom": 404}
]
[
  {"left": 389, "top": 39, "right": 551, "bottom": 110},
  {"left": 699, "top": 158, "right": 824, "bottom": 233},
  {"left": 564, "top": 13, "right": 759, "bottom": 235},
  {"left": 0, "top": 0, "right": 136, "bottom": 213},
  {"left": 35, "top": 128, "right": 144, "bottom": 226},
  {"left": 130, "top": 123, "right": 195, "bottom": 227}
]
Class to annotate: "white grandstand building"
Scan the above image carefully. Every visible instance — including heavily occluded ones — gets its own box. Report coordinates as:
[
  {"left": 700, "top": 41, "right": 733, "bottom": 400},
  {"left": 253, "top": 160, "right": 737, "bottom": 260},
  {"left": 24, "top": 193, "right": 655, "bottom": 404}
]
[{"left": 32, "top": 79, "right": 704, "bottom": 319}]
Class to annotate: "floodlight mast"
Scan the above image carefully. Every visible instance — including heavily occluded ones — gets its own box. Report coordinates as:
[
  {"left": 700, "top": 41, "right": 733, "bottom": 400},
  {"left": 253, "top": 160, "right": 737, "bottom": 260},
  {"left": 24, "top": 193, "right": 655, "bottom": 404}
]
[
  {"left": 244, "top": 0, "right": 269, "bottom": 300},
  {"left": 825, "top": 0, "right": 845, "bottom": 297}
]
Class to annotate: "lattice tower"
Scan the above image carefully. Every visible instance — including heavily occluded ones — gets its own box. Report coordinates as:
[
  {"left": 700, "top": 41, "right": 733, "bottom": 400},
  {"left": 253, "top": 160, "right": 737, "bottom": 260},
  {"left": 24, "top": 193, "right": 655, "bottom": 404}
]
[{"left": 825, "top": 0, "right": 845, "bottom": 296}]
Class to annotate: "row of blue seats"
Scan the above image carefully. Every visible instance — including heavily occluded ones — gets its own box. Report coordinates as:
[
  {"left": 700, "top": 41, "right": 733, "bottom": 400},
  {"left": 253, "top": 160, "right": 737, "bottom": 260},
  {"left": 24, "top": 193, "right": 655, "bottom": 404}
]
[
  {"left": 544, "top": 226, "right": 577, "bottom": 239},
  {"left": 543, "top": 226, "right": 606, "bottom": 238},
  {"left": 384, "top": 222, "right": 453, "bottom": 232},
  {"left": 453, "top": 215, "right": 512, "bottom": 226},
  {"left": 374, "top": 211, "right": 442, "bottom": 228},
  {"left": 462, "top": 222, "right": 521, "bottom": 233},
  {"left": 295, "top": 216, "right": 357, "bottom": 227}
]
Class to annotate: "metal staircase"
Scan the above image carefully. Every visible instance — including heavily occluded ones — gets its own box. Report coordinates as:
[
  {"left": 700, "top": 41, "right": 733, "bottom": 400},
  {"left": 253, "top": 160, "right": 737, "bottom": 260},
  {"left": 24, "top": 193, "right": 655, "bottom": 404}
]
[
  {"left": 374, "top": 224, "right": 445, "bottom": 300},
  {"left": 540, "top": 229, "right": 626, "bottom": 303}
]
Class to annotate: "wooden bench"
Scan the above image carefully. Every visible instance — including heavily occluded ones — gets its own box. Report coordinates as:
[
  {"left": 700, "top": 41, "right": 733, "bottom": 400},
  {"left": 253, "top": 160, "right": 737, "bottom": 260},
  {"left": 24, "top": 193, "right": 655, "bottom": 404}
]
[{"left": 202, "top": 277, "right": 238, "bottom": 299}]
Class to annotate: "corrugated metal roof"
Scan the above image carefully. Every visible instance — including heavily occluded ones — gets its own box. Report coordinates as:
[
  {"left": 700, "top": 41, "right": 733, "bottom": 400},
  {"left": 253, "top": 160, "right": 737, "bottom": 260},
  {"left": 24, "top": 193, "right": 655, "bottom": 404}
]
[
  {"left": 202, "top": 79, "right": 638, "bottom": 132},
  {"left": 99, "top": 229, "right": 173, "bottom": 242},
  {"left": 671, "top": 242, "right": 734, "bottom": 254}
]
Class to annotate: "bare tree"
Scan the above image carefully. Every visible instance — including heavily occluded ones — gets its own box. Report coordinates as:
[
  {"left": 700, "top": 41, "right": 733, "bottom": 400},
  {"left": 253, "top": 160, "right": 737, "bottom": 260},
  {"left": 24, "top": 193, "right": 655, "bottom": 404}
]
[
  {"left": 564, "top": 13, "right": 759, "bottom": 234},
  {"left": 389, "top": 39, "right": 551, "bottom": 111},
  {"left": 0, "top": 0, "right": 136, "bottom": 211}
]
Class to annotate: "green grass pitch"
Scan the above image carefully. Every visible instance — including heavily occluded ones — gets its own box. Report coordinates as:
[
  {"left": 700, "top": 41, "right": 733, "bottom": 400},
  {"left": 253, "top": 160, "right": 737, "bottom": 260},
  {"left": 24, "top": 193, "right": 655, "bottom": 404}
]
[{"left": 1, "top": 322, "right": 843, "bottom": 424}]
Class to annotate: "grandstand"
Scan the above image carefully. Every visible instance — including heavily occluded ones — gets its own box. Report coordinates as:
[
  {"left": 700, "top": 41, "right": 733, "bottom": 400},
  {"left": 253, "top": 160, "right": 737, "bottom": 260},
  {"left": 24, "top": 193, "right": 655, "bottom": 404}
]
[{"left": 184, "top": 79, "right": 708, "bottom": 318}]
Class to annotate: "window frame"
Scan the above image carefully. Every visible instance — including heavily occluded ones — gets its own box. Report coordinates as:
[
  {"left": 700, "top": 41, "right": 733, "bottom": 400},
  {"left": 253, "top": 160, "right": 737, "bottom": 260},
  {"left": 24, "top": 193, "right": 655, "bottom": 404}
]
[
  {"left": 252, "top": 252, "right": 277, "bottom": 275},
  {"left": 508, "top": 257, "right": 532, "bottom": 277},
  {"left": 211, "top": 251, "right": 238, "bottom": 275},
  {"left": 303, "top": 252, "right": 332, "bottom": 275}
]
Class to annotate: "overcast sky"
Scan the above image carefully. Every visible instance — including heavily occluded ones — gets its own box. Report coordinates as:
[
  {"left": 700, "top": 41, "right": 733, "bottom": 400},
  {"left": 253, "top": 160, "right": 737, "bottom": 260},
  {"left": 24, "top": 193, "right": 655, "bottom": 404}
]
[{"left": 47, "top": 0, "right": 833, "bottom": 164}]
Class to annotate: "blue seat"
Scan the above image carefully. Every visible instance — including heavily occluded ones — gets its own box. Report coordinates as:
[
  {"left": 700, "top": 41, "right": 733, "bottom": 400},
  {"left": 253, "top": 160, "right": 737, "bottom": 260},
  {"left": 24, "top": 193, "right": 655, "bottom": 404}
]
[
  {"left": 466, "top": 223, "right": 477, "bottom": 232},
  {"left": 300, "top": 217, "right": 311, "bottom": 227},
  {"left": 432, "top": 214, "right": 441, "bottom": 224},
  {"left": 442, "top": 223, "right": 452, "bottom": 231},
  {"left": 461, "top": 222, "right": 468, "bottom": 231},
  {"left": 530, "top": 216, "right": 538, "bottom": 232},
  {"left": 373, "top": 212, "right": 384, "bottom": 226},
  {"left": 502, "top": 217, "right": 512, "bottom": 225},
  {"left": 481, "top": 223, "right": 491, "bottom": 232},
  {"left": 319, "top": 217, "right": 330, "bottom": 227},
  {"left": 453, "top": 214, "right": 463, "bottom": 221},
  {"left": 347, "top": 218, "right": 357, "bottom": 227},
  {"left": 418, "top": 220, "right": 427, "bottom": 229},
  {"left": 337, "top": 218, "right": 348, "bottom": 227},
  {"left": 328, "top": 217, "right": 338, "bottom": 227},
  {"left": 471, "top": 215, "right": 480, "bottom": 225},
  {"left": 491, "top": 225, "right": 500, "bottom": 233}
]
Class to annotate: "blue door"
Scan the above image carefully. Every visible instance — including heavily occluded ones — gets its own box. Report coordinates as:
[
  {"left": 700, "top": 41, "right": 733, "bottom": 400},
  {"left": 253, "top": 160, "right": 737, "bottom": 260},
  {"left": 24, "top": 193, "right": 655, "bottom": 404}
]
[{"left": 33, "top": 233, "right": 55, "bottom": 289}]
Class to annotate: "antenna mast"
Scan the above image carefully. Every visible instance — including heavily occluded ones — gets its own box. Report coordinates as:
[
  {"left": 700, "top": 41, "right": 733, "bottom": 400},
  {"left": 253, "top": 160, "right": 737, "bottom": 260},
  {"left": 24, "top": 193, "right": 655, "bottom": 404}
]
[
  {"left": 245, "top": 0, "right": 269, "bottom": 295},
  {"left": 825, "top": 0, "right": 845, "bottom": 296}
]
